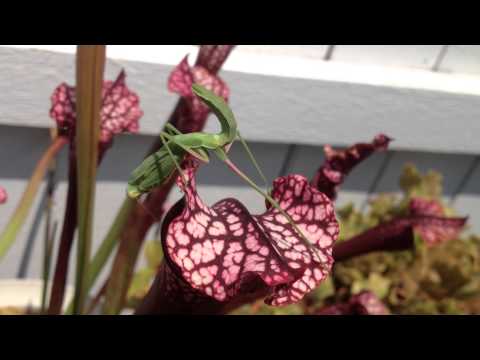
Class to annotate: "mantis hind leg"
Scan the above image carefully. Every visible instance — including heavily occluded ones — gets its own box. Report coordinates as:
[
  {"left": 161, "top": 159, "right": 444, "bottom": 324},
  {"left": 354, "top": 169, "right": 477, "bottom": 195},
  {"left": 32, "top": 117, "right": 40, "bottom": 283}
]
[
  {"left": 237, "top": 131, "right": 269, "bottom": 190},
  {"left": 214, "top": 148, "right": 313, "bottom": 252}
]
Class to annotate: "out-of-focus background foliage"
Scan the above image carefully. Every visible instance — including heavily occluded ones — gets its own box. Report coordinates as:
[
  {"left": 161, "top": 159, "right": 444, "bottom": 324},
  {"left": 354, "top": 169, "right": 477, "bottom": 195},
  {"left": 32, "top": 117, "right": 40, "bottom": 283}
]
[{"left": 228, "top": 164, "right": 480, "bottom": 315}]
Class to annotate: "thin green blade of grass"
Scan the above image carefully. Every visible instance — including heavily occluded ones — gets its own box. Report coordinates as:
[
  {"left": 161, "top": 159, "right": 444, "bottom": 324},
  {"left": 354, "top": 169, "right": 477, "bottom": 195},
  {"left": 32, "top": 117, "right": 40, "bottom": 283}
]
[
  {"left": 0, "top": 136, "right": 67, "bottom": 260},
  {"left": 41, "top": 221, "right": 57, "bottom": 313},
  {"left": 41, "top": 129, "right": 58, "bottom": 313},
  {"left": 47, "top": 156, "right": 77, "bottom": 314},
  {"left": 72, "top": 45, "right": 106, "bottom": 314}
]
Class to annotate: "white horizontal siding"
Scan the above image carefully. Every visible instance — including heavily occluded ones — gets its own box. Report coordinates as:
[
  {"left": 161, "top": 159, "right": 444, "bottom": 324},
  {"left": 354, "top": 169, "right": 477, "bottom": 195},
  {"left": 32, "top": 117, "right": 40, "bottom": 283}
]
[
  {"left": 0, "top": 46, "right": 480, "bottom": 154},
  {"left": 229, "top": 45, "right": 331, "bottom": 60},
  {"left": 331, "top": 45, "right": 444, "bottom": 69}
]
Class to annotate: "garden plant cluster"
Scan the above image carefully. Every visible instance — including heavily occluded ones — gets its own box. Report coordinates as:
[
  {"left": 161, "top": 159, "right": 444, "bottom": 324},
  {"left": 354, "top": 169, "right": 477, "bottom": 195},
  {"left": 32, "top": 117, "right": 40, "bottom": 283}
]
[{"left": 0, "top": 45, "right": 476, "bottom": 315}]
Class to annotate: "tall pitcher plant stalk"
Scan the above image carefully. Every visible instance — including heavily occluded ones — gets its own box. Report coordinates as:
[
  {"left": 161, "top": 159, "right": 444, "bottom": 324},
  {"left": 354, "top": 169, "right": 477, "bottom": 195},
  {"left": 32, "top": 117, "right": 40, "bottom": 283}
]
[{"left": 72, "top": 45, "right": 105, "bottom": 314}]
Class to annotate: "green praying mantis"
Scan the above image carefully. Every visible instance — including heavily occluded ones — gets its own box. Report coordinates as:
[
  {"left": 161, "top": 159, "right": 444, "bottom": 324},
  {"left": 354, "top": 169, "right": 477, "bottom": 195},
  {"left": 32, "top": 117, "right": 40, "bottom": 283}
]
[{"left": 127, "top": 84, "right": 313, "bottom": 250}]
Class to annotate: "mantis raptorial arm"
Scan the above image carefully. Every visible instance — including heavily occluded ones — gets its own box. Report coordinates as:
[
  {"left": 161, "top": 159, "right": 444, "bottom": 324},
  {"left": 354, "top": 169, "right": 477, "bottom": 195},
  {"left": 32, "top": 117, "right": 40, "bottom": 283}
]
[
  {"left": 160, "top": 130, "right": 210, "bottom": 163},
  {"left": 167, "top": 119, "right": 267, "bottom": 186},
  {"left": 159, "top": 132, "right": 187, "bottom": 186},
  {"left": 168, "top": 122, "right": 268, "bottom": 189}
]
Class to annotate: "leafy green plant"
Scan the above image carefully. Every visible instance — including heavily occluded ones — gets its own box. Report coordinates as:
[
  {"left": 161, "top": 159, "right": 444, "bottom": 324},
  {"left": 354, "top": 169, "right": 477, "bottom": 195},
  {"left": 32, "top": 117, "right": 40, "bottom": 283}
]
[{"left": 329, "top": 164, "right": 478, "bottom": 315}]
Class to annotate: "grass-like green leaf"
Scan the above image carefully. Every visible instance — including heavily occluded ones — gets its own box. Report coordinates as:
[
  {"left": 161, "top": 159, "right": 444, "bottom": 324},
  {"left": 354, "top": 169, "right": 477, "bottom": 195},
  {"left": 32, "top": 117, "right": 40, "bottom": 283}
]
[
  {"left": 41, "top": 133, "right": 58, "bottom": 313},
  {"left": 0, "top": 136, "right": 67, "bottom": 260}
]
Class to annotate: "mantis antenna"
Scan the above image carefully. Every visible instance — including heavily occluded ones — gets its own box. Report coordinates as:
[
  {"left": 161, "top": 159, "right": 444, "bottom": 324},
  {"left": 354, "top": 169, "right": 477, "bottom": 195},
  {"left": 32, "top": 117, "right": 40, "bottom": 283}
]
[{"left": 236, "top": 131, "right": 269, "bottom": 190}]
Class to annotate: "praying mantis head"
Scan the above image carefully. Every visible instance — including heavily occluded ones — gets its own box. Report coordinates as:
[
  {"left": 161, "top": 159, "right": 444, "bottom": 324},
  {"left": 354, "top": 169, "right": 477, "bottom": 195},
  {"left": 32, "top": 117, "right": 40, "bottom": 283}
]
[{"left": 191, "top": 83, "right": 237, "bottom": 146}]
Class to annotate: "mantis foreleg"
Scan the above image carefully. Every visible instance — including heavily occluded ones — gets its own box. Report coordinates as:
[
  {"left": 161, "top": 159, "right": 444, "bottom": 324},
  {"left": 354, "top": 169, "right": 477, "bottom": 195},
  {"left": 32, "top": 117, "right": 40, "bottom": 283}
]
[
  {"left": 160, "top": 130, "right": 210, "bottom": 163},
  {"left": 159, "top": 132, "right": 187, "bottom": 186}
]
